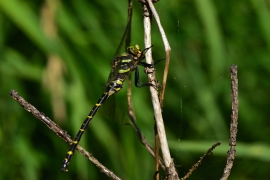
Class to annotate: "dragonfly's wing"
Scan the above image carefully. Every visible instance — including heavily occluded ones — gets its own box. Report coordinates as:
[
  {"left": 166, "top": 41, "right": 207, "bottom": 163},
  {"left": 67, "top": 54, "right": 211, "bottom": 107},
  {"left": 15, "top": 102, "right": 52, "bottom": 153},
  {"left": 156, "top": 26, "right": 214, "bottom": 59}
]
[
  {"left": 104, "top": 1, "right": 133, "bottom": 124},
  {"left": 114, "top": 97, "right": 130, "bottom": 125},
  {"left": 103, "top": 94, "right": 116, "bottom": 121},
  {"left": 111, "top": 1, "right": 132, "bottom": 65},
  {"left": 103, "top": 94, "right": 130, "bottom": 125}
]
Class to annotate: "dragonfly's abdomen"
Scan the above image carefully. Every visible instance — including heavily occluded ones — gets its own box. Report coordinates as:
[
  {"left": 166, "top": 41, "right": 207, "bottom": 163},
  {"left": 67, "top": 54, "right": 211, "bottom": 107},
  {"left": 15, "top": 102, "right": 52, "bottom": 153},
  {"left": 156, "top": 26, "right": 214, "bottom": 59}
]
[{"left": 61, "top": 91, "right": 109, "bottom": 172}]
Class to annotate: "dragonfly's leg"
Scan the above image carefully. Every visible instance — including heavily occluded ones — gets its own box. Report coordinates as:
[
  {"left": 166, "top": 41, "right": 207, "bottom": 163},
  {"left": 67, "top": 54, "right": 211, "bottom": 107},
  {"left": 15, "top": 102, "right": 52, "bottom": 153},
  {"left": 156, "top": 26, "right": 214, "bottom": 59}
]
[
  {"left": 138, "top": 61, "right": 153, "bottom": 68},
  {"left": 154, "top": 58, "right": 165, "bottom": 65},
  {"left": 142, "top": 45, "right": 154, "bottom": 55},
  {"left": 138, "top": 62, "right": 156, "bottom": 74},
  {"left": 134, "top": 66, "right": 154, "bottom": 88}
]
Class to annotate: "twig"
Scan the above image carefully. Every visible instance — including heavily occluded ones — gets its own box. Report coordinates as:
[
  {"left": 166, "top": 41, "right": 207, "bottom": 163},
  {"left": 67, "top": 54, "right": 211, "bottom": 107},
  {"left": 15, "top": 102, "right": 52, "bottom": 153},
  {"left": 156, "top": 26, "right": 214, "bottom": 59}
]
[
  {"left": 181, "top": 142, "right": 221, "bottom": 180},
  {"left": 154, "top": 122, "right": 160, "bottom": 180},
  {"left": 141, "top": 1, "right": 179, "bottom": 179},
  {"left": 127, "top": 78, "right": 165, "bottom": 170},
  {"left": 221, "top": 65, "right": 239, "bottom": 180},
  {"left": 145, "top": 0, "right": 171, "bottom": 108},
  {"left": 122, "top": 0, "right": 165, "bottom": 170},
  {"left": 139, "top": 2, "right": 161, "bottom": 179},
  {"left": 9, "top": 90, "right": 121, "bottom": 180}
]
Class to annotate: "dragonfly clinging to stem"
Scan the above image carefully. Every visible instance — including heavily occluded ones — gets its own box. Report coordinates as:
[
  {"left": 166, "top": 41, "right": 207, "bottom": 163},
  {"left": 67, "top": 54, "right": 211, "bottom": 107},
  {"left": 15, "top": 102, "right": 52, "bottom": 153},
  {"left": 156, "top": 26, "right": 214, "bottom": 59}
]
[{"left": 61, "top": 44, "right": 156, "bottom": 172}]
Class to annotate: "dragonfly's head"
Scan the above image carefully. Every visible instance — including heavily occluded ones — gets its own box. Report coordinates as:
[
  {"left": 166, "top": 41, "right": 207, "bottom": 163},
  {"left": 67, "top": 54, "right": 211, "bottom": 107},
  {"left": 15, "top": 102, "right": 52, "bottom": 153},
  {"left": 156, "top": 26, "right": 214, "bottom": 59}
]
[{"left": 127, "top": 44, "right": 142, "bottom": 58}]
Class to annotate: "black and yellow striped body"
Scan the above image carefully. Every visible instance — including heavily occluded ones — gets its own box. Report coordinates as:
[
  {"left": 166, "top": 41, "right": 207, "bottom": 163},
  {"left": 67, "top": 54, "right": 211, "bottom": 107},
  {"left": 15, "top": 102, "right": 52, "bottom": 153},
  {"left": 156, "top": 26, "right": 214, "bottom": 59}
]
[
  {"left": 61, "top": 44, "right": 151, "bottom": 172},
  {"left": 61, "top": 92, "right": 109, "bottom": 172}
]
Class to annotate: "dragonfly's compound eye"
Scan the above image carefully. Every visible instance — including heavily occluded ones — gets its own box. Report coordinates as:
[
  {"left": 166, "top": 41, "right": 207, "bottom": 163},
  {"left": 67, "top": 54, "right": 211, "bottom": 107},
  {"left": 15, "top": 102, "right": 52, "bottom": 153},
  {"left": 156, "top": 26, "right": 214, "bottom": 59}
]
[
  {"left": 135, "top": 44, "right": 140, "bottom": 50},
  {"left": 128, "top": 44, "right": 141, "bottom": 56}
]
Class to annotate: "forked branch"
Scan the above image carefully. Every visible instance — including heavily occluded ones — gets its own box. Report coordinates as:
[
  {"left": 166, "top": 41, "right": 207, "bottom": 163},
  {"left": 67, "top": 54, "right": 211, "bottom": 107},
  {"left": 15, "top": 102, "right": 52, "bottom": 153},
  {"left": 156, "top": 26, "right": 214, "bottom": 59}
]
[
  {"left": 145, "top": 0, "right": 171, "bottom": 108},
  {"left": 124, "top": 0, "right": 166, "bottom": 170},
  {"left": 140, "top": 0, "right": 179, "bottom": 179}
]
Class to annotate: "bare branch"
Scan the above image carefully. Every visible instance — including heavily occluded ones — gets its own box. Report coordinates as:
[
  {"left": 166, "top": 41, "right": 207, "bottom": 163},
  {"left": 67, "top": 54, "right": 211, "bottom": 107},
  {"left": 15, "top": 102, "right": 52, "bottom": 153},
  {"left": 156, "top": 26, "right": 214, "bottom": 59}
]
[
  {"left": 145, "top": 0, "right": 171, "bottom": 108},
  {"left": 141, "top": 1, "right": 179, "bottom": 179},
  {"left": 122, "top": 0, "right": 165, "bottom": 171},
  {"left": 9, "top": 90, "right": 121, "bottom": 180},
  {"left": 127, "top": 73, "right": 166, "bottom": 170},
  {"left": 181, "top": 142, "right": 221, "bottom": 180},
  {"left": 221, "top": 65, "right": 239, "bottom": 180}
]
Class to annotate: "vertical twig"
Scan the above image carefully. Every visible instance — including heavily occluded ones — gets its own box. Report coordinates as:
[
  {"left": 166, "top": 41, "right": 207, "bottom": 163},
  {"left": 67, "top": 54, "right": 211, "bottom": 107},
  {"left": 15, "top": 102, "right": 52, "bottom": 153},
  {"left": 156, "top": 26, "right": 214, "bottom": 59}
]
[
  {"left": 145, "top": 0, "right": 171, "bottom": 108},
  {"left": 126, "top": 0, "right": 134, "bottom": 119},
  {"left": 140, "top": 2, "right": 161, "bottom": 179},
  {"left": 221, "top": 65, "right": 239, "bottom": 180},
  {"left": 141, "top": 1, "right": 179, "bottom": 179},
  {"left": 154, "top": 122, "right": 160, "bottom": 180},
  {"left": 125, "top": 0, "right": 166, "bottom": 170},
  {"left": 141, "top": 2, "right": 159, "bottom": 179}
]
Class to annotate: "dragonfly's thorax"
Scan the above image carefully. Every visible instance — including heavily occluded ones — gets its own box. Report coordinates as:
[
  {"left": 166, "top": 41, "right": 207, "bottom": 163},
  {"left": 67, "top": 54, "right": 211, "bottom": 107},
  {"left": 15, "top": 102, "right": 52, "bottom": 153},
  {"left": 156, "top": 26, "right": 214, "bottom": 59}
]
[{"left": 105, "top": 44, "right": 145, "bottom": 97}]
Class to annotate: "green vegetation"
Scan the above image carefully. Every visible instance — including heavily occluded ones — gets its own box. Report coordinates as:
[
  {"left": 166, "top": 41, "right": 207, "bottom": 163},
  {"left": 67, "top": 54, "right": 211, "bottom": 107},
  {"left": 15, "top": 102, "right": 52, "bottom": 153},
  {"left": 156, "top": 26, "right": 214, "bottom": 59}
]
[{"left": 1, "top": 0, "right": 270, "bottom": 179}]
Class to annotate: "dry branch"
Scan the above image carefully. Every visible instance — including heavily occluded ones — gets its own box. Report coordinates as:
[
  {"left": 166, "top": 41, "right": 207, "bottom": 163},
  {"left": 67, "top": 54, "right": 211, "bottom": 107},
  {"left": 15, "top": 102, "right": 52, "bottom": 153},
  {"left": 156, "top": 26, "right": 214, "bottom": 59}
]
[
  {"left": 140, "top": 0, "right": 179, "bottom": 179},
  {"left": 145, "top": 0, "right": 171, "bottom": 108},
  {"left": 181, "top": 142, "right": 221, "bottom": 180},
  {"left": 9, "top": 90, "right": 121, "bottom": 180},
  {"left": 221, "top": 65, "right": 239, "bottom": 180},
  {"left": 123, "top": 0, "right": 166, "bottom": 171}
]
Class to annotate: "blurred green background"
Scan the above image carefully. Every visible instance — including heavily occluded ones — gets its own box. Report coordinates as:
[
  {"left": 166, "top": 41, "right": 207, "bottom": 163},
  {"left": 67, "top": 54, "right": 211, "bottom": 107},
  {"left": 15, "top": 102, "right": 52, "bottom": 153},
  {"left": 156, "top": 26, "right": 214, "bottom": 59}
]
[{"left": 1, "top": 0, "right": 270, "bottom": 179}]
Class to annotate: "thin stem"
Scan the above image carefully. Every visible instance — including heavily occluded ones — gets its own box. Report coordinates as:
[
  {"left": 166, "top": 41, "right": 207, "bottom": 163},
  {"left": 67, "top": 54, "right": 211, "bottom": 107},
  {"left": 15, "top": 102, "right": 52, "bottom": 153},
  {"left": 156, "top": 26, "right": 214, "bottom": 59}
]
[
  {"left": 181, "top": 142, "right": 221, "bottom": 180},
  {"left": 221, "top": 65, "right": 239, "bottom": 180},
  {"left": 125, "top": 0, "right": 165, "bottom": 170},
  {"left": 142, "top": 2, "right": 179, "bottom": 180},
  {"left": 145, "top": 0, "right": 171, "bottom": 108}
]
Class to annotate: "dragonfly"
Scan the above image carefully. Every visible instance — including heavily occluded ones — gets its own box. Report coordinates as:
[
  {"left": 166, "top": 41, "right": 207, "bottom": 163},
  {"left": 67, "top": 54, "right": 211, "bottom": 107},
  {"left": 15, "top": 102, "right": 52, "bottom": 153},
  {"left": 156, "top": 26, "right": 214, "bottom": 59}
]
[{"left": 61, "top": 44, "right": 155, "bottom": 172}]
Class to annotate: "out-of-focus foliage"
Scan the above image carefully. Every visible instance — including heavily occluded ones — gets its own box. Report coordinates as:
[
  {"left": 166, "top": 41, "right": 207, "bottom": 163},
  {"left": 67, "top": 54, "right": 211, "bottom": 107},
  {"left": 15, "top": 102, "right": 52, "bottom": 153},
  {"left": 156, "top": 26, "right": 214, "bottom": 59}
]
[{"left": 1, "top": 0, "right": 270, "bottom": 179}]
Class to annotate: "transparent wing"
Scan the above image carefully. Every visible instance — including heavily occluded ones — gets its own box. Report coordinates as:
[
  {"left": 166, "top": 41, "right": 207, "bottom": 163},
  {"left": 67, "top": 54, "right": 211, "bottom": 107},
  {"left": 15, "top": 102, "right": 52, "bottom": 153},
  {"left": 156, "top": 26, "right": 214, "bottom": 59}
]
[
  {"left": 102, "top": 94, "right": 116, "bottom": 121},
  {"left": 103, "top": 1, "right": 133, "bottom": 124},
  {"left": 110, "top": 0, "right": 132, "bottom": 65},
  {"left": 103, "top": 94, "right": 130, "bottom": 125}
]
